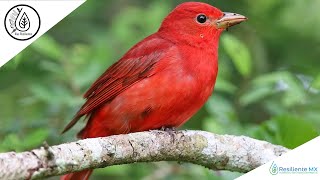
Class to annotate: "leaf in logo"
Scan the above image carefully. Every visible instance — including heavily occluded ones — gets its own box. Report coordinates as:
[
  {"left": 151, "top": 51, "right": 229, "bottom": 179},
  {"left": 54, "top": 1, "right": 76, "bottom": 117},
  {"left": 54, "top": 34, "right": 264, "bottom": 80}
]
[
  {"left": 15, "top": 9, "right": 30, "bottom": 32},
  {"left": 9, "top": 10, "right": 19, "bottom": 33},
  {"left": 19, "top": 12, "right": 30, "bottom": 30}
]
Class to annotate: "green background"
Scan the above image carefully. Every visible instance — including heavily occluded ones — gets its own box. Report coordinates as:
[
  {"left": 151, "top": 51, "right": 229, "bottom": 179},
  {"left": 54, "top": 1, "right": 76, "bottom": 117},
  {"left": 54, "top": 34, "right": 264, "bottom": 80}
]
[{"left": 0, "top": 0, "right": 319, "bottom": 179}]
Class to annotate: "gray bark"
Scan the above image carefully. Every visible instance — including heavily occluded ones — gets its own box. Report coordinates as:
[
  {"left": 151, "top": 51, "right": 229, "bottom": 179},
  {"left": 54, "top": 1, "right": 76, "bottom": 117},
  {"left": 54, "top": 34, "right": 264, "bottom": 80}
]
[{"left": 0, "top": 130, "right": 288, "bottom": 179}]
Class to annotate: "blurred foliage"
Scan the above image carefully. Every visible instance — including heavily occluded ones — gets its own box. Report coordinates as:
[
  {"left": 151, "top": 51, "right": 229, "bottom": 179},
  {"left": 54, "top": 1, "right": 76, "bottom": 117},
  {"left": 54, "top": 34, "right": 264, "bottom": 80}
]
[{"left": 0, "top": 0, "right": 319, "bottom": 179}]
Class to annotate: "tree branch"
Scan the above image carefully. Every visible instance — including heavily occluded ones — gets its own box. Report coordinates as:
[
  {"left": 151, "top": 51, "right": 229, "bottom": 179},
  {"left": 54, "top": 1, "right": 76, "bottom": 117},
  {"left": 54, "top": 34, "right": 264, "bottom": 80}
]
[{"left": 0, "top": 130, "right": 288, "bottom": 179}]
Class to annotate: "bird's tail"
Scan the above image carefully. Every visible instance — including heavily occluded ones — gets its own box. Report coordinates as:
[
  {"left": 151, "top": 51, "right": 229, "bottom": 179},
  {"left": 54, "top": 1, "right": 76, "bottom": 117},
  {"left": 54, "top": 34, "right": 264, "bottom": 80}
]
[
  {"left": 61, "top": 113, "right": 113, "bottom": 180},
  {"left": 60, "top": 169, "right": 93, "bottom": 180}
]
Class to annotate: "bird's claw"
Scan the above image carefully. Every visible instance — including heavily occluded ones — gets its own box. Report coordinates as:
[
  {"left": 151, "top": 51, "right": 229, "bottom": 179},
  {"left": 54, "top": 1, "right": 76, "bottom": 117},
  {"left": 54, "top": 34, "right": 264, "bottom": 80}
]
[
  {"left": 159, "top": 126, "right": 177, "bottom": 143},
  {"left": 160, "top": 126, "right": 177, "bottom": 132}
]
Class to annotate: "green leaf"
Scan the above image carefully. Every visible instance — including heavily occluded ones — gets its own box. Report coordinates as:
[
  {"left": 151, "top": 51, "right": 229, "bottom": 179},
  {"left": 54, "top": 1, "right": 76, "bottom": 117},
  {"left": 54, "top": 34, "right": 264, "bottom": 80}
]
[
  {"left": 29, "top": 84, "right": 54, "bottom": 102},
  {"left": 202, "top": 117, "right": 224, "bottom": 134},
  {"left": 254, "top": 118, "right": 282, "bottom": 144},
  {"left": 31, "top": 35, "right": 63, "bottom": 60},
  {"left": 282, "top": 75, "right": 306, "bottom": 106},
  {"left": 240, "top": 85, "right": 275, "bottom": 106},
  {"left": 0, "top": 130, "right": 49, "bottom": 152},
  {"left": 215, "top": 77, "right": 237, "bottom": 94},
  {"left": 276, "top": 116, "right": 318, "bottom": 148},
  {"left": 206, "top": 95, "right": 236, "bottom": 123},
  {"left": 311, "top": 74, "right": 320, "bottom": 90},
  {"left": 253, "top": 115, "right": 318, "bottom": 148},
  {"left": 252, "top": 72, "right": 306, "bottom": 107},
  {"left": 24, "top": 129, "right": 49, "bottom": 149},
  {"left": 95, "top": 165, "right": 130, "bottom": 176},
  {"left": 0, "top": 134, "right": 23, "bottom": 152},
  {"left": 221, "top": 34, "right": 252, "bottom": 77}
]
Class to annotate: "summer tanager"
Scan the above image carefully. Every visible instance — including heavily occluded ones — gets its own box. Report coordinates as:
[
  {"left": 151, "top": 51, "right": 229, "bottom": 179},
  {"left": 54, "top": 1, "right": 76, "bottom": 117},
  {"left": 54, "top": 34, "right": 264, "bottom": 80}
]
[{"left": 61, "top": 2, "right": 247, "bottom": 180}]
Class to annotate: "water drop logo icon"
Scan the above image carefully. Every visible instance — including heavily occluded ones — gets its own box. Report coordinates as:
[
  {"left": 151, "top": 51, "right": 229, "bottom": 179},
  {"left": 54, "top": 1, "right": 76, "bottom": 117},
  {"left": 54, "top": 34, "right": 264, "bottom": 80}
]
[
  {"left": 17, "top": 12, "right": 30, "bottom": 32},
  {"left": 4, "top": 4, "right": 40, "bottom": 41},
  {"left": 269, "top": 161, "right": 278, "bottom": 175}
]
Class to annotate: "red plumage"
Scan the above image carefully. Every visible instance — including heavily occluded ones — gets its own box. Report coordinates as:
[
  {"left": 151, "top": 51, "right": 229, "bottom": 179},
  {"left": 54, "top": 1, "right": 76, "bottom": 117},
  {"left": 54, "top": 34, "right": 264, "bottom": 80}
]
[{"left": 61, "top": 2, "right": 246, "bottom": 180}]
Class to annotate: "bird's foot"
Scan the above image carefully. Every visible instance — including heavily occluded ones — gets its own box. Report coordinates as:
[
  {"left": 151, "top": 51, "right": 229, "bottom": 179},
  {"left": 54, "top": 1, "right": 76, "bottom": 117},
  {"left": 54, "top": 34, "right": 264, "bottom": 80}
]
[
  {"left": 159, "top": 126, "right": 177, "bottom": 143},
  {"left": 160, "top": 126, "right": 177, "bottom": 132}
]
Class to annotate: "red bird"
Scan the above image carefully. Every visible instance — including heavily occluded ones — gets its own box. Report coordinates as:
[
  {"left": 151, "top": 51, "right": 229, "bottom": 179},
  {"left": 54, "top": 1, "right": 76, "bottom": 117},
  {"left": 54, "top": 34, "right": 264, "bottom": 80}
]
[{"left": 61, "top": 2, "right": 246, "bottom": 180}]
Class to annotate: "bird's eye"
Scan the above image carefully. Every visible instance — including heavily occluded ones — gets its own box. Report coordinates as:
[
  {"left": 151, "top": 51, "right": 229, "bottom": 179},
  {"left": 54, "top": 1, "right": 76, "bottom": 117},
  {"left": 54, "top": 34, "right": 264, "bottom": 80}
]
[{"left": 196, "top": 14, "right": 207, "bottom": 24}]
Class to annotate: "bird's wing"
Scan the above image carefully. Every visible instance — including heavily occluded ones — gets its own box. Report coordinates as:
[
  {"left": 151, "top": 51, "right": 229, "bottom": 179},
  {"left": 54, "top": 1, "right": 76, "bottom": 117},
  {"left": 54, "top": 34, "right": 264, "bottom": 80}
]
[{"left": 62, "top": 35, "right": 172, "bottom": 133}]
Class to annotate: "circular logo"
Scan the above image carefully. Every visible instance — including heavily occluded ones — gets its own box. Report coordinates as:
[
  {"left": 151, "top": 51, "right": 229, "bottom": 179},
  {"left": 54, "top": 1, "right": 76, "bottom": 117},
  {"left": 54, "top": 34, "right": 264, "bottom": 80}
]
[{"left": 4, "top": 4, "right": 41, "bottom": 41}]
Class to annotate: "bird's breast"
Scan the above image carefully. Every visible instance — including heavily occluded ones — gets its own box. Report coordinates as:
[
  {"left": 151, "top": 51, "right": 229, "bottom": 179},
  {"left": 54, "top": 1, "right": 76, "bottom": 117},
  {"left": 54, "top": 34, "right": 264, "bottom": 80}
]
[
  {"left": 151, "top": 47, "right": 219, "bottom": 126},
  {"left": 182, "top": 46, "right": 218, "bottom": 97}
]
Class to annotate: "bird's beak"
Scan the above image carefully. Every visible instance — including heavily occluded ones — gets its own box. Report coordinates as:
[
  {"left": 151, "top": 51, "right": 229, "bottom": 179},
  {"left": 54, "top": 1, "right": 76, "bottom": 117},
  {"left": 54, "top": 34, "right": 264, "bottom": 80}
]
[{"left": 216, "top": 12, "right": 247, "bottom": 29}]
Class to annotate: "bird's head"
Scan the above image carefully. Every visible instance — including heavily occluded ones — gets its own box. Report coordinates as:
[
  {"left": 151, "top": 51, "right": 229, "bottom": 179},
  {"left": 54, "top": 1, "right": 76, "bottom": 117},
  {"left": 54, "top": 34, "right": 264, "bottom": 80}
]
[{"left": 159, "top": 2, "right": 247, "bottom": 47}]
